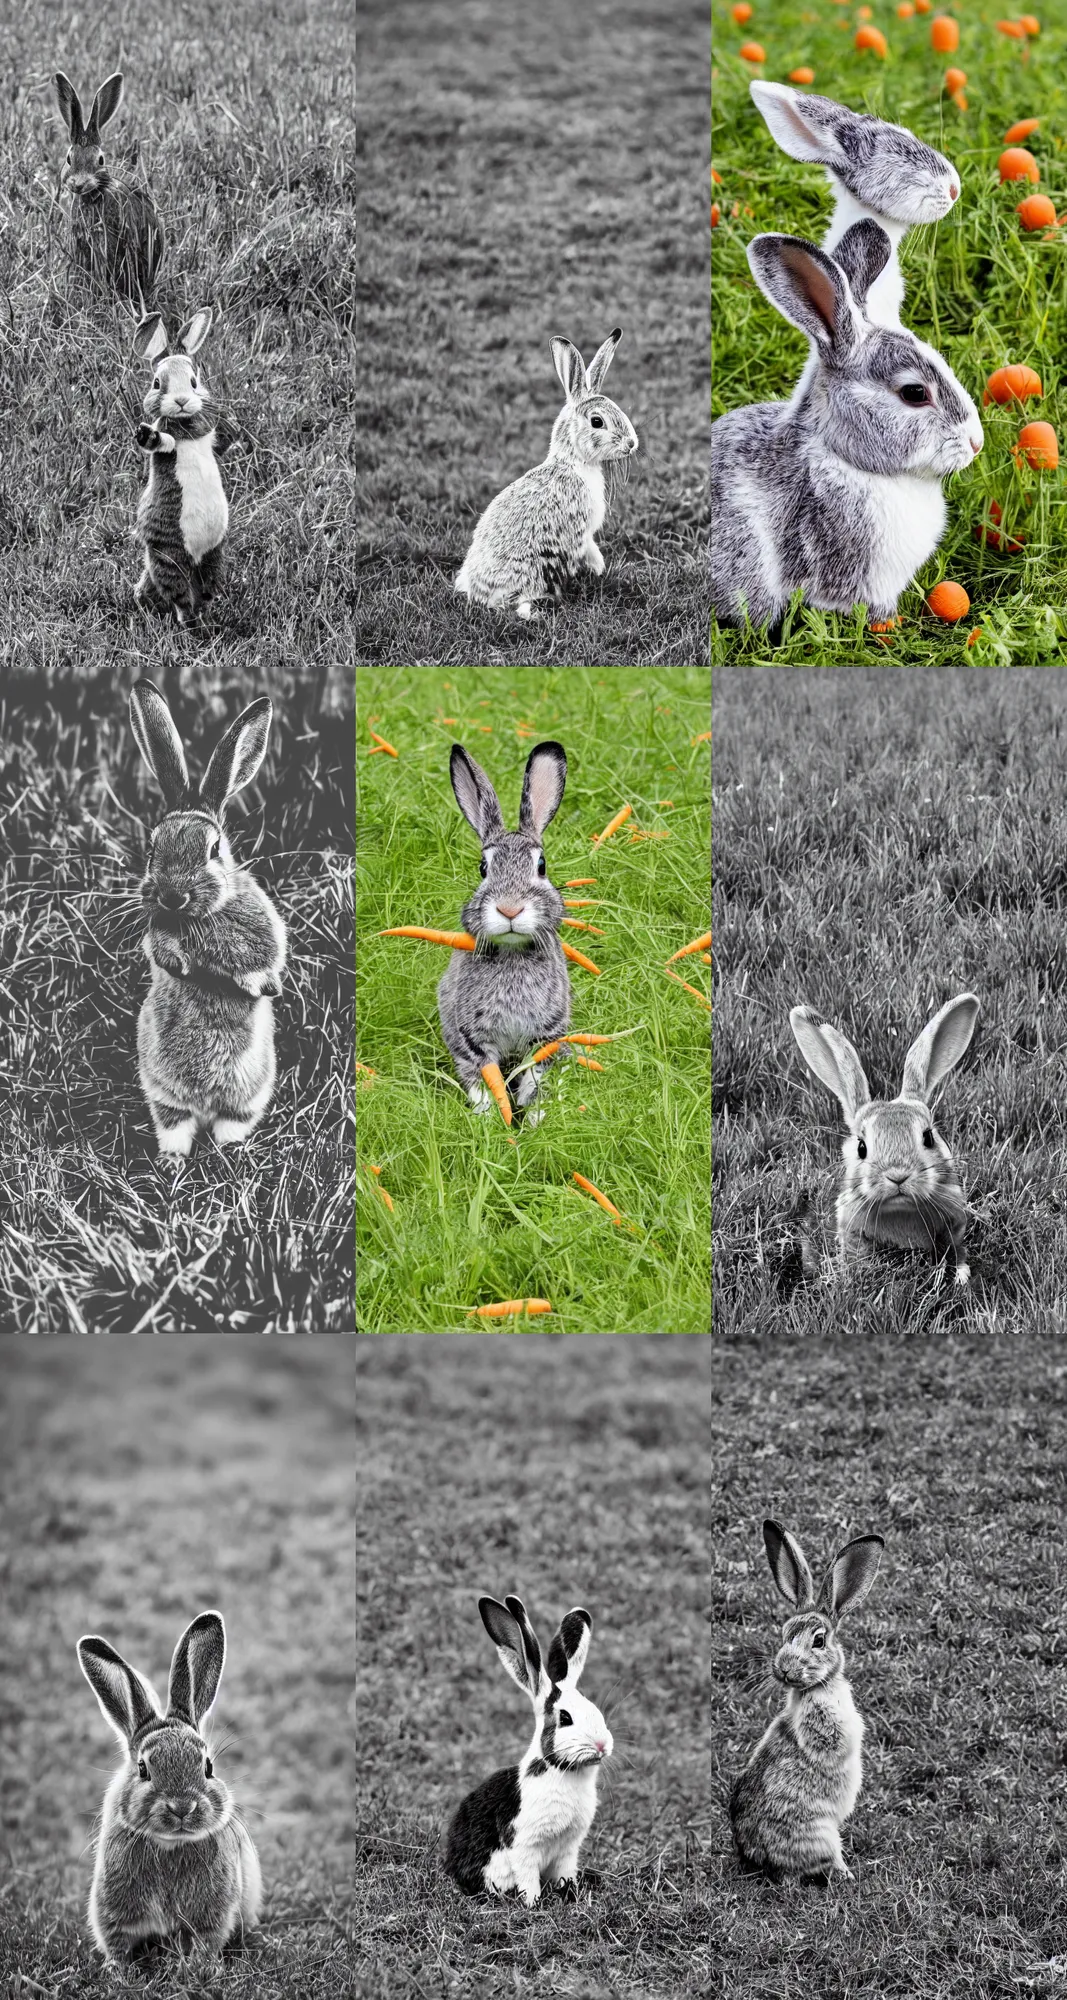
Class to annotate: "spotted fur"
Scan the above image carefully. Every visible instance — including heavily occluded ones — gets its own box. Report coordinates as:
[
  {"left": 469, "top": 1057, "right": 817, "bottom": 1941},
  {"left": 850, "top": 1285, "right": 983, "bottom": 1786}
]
[
  {"left": 444, "top": 1596, "right": 612, "bottom": 1905},
  {"left": 730, "top": 1521, "right": 884, "bottom": 1880},
  {"left": 76, "top": 1611, "right": 261, "bottom": 1964},
  {"left": 455, "top": 329, "right": 638, "bottom": 620},
  {"left": 132, "top": 308, "right": 235, "bottom": 624},
  {"left": 712, "top": 222, "right": 983, "bottom": 629},
  {"left": 53, "top": 72, "right": 163, "bottom": 300},
  {"left": 129, "top": 679, "right": 286, "bottom": 1157},
  {"left": 789, "top": 992, "right": 980, "bottom": 1283}
]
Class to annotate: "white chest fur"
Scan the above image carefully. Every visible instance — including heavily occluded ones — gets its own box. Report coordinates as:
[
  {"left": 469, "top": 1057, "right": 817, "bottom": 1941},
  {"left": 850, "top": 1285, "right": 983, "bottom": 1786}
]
[
  {"left": 863, "top": 472, "right": 946, "bottom": 604},
  {"left": 575, "top": 462, "right": 606, "bottom": 533},
  {"left": 174, "top": 434, "right": 228, "bottom": 560}
]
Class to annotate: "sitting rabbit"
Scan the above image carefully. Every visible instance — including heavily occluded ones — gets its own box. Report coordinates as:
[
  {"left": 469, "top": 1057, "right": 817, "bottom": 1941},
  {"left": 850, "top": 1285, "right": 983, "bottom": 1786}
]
[{"left": 53, "top": 70, "right": 164, "bottom": 299}]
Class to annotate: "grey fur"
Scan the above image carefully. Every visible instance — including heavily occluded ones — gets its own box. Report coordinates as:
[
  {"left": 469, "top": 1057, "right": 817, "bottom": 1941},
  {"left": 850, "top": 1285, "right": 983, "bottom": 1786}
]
[
  {"left": 711, "top": 225, "right": 983, "bottom": 629},
  {"left": 129, "top": 679, "right": 287, "bottom": 1157},
  {"left": 455, "top": 329, "right": 638, "bottom": 620},
  {"left": 53, "top": 71, "right": 164, "bottom": 300},
  {"left": 132, "top": 308, "right": 236, "bottom": 625},
  {"left": 437, "top": 741, "right": 571, "bottom": 1121}
]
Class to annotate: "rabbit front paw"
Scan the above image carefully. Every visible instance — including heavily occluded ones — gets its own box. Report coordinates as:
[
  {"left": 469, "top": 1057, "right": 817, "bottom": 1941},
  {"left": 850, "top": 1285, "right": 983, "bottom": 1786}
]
[
  {"left": 582, "top": 538, "right": 606, "bottom": 576},
  {"left": 150, "top": 935, "right": 190, "bottom": 978},
  {"left": 467, "top": 1083, "right": 495, "bottom": 1114},
  {"left": 137, "top": 423, "right": 175, "bottom": 453}
]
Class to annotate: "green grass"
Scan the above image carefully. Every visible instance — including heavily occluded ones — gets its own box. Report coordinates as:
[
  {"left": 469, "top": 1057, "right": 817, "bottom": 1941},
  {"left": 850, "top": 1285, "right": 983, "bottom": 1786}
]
[
  {"left": 0, "top": 1, "right": 355, "bottom": 1332},
  {"left": 715, "top": 1336, "right": 1067, "bottom": 1996},
  {"left": 712, "top": 664, "right": 1067, "bottom": 1336},
  {"left": 712, "top": 0, "right": 1067, "bottom": 663},
  {"left": 0, "top": 1336, "right": 355, "bottom": 1998},
  {"left": 355, "top": 1334, "right": 711, "bottom": 1999},
  {"left": 356, "top": 667, "right": 710, "bottom": 1332},
  {"left": 357, "top": 0, "right": 709, "bottom": 666}
]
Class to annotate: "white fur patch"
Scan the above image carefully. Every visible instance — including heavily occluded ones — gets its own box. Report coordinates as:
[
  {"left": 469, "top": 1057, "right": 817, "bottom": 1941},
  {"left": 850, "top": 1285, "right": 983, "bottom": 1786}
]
[
  {"left": 174, "top": 434, "right": 228, "bottom": 561},
  {"left": 574, "top": 462, "right": 606, "bottom": 533}
]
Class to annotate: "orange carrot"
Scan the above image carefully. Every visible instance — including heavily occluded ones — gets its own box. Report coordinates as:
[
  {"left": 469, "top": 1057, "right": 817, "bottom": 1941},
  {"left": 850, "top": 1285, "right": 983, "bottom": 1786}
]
[
  {"left": 368, "top": 730, "right": 399, "bottom": 757},
  {"left": 564, "top": 1034, "right": 618, "bottom": 1046},
  {"left": 665, "top": 968, "right": 711, "bottom": 1009},
  {"left": 629, "top": 831, "right": 670, "bottom": 841},
  {"left": 380, "top": 927, "right": 476, "bottom": 949},
  {"left": 362, "top": 1163, "right": 382, "bottom": 1175},
  {"left": 564, "top": 898, "right": 599, "bottom": 907},
  {"left": 438, "top": 715, "right": 458, "bottom": 725},
  {"left": 575, "top": 1056, "right": 604, "bottom": 1070},
  {"left": 467, "top": 1299, "right": 553, "bottom": 1318},
  {"left": 529, "top": 1040, "right": 566, "bottom": 1064},
  {"left": 572, "top": 1172, "right": 623, "bottom": 1223},
  {"left": 700, "top": 952, "right": 712, "bottom": 964},
  {"left": 592, "top": 804, "right": 633, "bottom": 845},
  {"left": 561, "top": 943, "right": 601, "bottom": 975},
  {"left": 481, "top": 1062, "right": 513, "bottom": 1126},
  {"left": 565, "top": 878, "right": 598, "bottom": 886},
  {"left": 658, "top": 801, "right": 675, "bottom": 808},
  {"left": 666, "top": 931, "right": 712, "bottom": 963},
  {"left": 562, "top": 919, "right": 605, "bottom": 934},
  {"left": 690, "top": 731, "right": 712, "bottom": 745},
  {"left": 377, "top": 1186, "right": 395, "bottom": 1211},
  {"left": 355, "top": 1062, "right": 377, "bottom": 1075}
]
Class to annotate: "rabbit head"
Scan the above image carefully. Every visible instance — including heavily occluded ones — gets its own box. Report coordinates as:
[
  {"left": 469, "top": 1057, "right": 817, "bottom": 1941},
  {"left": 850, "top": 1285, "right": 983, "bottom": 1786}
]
[
  {"left": 763, "top": 1520, "right": 884, "bottom": 1693},
  {"left": 135, "top": 308, "right": 215, "bottom": 425},
  {"left": 748, "top": 223, "right": 983, "bottom": 477},
  {"left": 53, "top": 71, "right": 125, "bottom": 200},
  {"left": 450, "top": 740, "right": 567, "bottom": 949},
  {"left": 750, "top": 83, "right": 959, "bottom": 229},
  {"left": 548, "top": 329, "right": 638, "bottom": 470},
  {"left": 129, "top": 679, "right": 273, "bottom": 925},
  {"left": 479, "top": 1594, "right": 613, "bottom": 1771},
  {"left": 77, "top": 1611, "right": 235, "bottom": 1846}
]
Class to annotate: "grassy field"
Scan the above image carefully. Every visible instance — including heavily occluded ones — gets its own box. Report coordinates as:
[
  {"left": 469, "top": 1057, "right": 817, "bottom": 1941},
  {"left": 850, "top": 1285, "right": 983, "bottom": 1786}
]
[
  {"left": 713, "top": 665, "right": 1067, "bottom": 1338},
  {"left": 714, "top": 1336, "right": 1067, "bottom": 1996},
  {"left": 356, "top": 667, "right": 710, "bottom": 1333},
  {"left": 0, "top": 2, "right": 355, "bottom": 1331},
  {"left": 712, "top": 0, "right": 1067, "bottom": 663},
  {"left": 0, "top": 1336, "right": 355, "bottom": 1998},
  {"left": 355, "top": 1334, "right": 711, "bottom": 2000},
  {"left": 357, "top": 0, "right": 709, "bottom": 666}
]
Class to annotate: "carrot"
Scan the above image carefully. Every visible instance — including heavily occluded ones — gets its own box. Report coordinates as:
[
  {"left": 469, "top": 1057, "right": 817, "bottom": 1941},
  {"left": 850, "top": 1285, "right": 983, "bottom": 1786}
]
[
  {"left": 665, "top": 968, "right": 711, "bottom": 1009},
  {"left": 563, "top": 1034, "right": 618, "bottom": 1045},
  {"left": 368, "top": 730, "right": 399, "bottom": 757},
  {"left": 467, "top": 1299, "right": 553, "bottom": 1318},
  {"left": 480, "top": 1062, "right": 513, "bottom": 1126},
  {"left": 362, "top": 1163, "right": 382, "bottom": 1175},
  {"left": 629, "top": 830, "right": 669, "bottom": 841},
  {"left": 572, "top": 1172, "right": 623, "bottom": 1223},
  {"left": 355, "top": 1062, "right": 378, "bottom": 1077},
  {"left": 591, "top": 804, "right": 633, "bottom": 845},
  {"left": 438, "top": 715, "right": 459, "bottom": 725},
  {"left": 575, "top": 1056, "right": 604, "bottom": 1071},
  {"left": 380, "top": 927, "right": 476, "bottom": 949},
  {"left": 565, "top": 878, "right": 598, "bottom": 886},
  {"left": 529, "top": 1040, "right": 566, "bottom": 1064},
  {"left": 561, "top": 943, "right": 601, "bottom": 975},
  {"left": 657, "top": 801, "right": 674, "bottom": 808},
  {"left": 377, "top": 1187, "right": 395, "bottom": 1212},
  {"left": 564, "top": 898, "right": 599, "bottom": 907},
  {"left": 666, "top": 931, "right": 712, "bottom": 963},
  {"left": 562, "top": 919, "right": 605, "bottom": 934},
  {"left": 700, "top": 952, "right": 712, "bottom": 964},
  {"left": 690, "top": 731, "right": 712, "bottom": 745}
]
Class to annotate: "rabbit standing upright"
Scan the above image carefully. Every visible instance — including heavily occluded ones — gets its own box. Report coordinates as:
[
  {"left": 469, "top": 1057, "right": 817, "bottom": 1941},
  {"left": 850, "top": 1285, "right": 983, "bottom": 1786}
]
[
  {"left": 789, "top": 991, "right": 981, "bottom": 1281},
  {"left": 711, "top": 220, "right": 983, "bottom": 630},
  {"left": 749, "top": 82, "right": 960, "bottom": 331},
  {"left": 444, "top": 1595, "right": 613, "bottom": 1905},
  {"left": 455, "top": 329, "right": 638, "bottom": 620},
  {"left": 129, "top": 678, "right": 287, "bottom": 1156},
  {"left": 438, "top": 740, "right": 571, "bottom": 1124},
  {"left": 730, "top": 1521, "right": 884, "bottom": 1880},
  {"left": 76, "top": 1610, "right": 262, "bottom": 1963},
  {"left": 53, "top": 71, "right": 164, "bottom": 300},
  {"left": 133, "top": 308, "right": 237, "bottom": 625}
]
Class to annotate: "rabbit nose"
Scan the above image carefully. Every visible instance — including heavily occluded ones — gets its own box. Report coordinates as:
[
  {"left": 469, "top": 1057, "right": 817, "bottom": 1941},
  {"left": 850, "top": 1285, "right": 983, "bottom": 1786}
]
[
  {"left": 496, "top": 903, "right": 522, "bottom": 920},
  {"left": 970, "top": 437, "right": 982, "bottom": 456},
  {"left": 887, "top": 1169, "right": 909, "bottom": 1188},
  {"left": 159, "top": 890, "right": 190, "bottom": 911},
  {"left": 949, "top": 182, "right": 959, "bottom": 200}
]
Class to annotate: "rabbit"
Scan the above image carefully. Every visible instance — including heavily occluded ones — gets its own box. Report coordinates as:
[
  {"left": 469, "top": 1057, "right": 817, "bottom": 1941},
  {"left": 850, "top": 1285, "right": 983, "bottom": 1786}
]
[
  {"left": 133, "top": 308, "right": 238, "bottom": 625},
  {"left": 437, "top": 740, "right": 571, "bottom": 1125},
  {"left": 76, "top": 1610, "right": 262, "bottom": 1963},
  {"left": 53, "top": 71, "right": 164, "bottom": 300},
  {"left": 711, "top": 220, "right": 983, "bottom": 631},
  {"left": 749, "top": 82, "right": 959, "bottom": 333},
  {"left": 454, "top": 329, "right": 638, "bottom": 620},
  {"left": 789, "top": 991, "right": 981, "bottom": 1283},
  {"left": 129, "top": 678, "right": 287, "bottom": 1157},
  {"left": 444, "top": 1595, "right": 613, "bottom": 1905},
  {"left": 730, "top": 1521, "right": 884, "bottom": 1880}
]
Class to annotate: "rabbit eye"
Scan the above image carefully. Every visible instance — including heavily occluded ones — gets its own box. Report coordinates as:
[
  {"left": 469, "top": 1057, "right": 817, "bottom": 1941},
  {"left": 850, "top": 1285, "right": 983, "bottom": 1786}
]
[
  {"left": 137, "top": 1758, "right": 149, "bottom": 1781},
  {"left": 152, "top": 376, "right": 161, "bottom": 389},
  {"left": 97, "top": 152, "right": 104, "bottom": 166},
  {"left": 479, "top": 857, "right": 488, "bottom": 878},
  {"left": 898, "top": 383, "right": 930, "bottom": 407},
  {"left": 210, "top": 836, "right": 221, "bottom": 860},
  {"left": 922, "top": 1127, "right": 935, "bottom": 1149},
  {"left": 590, "top": 415, "right": 605, "bottom": 430},
  {"left": 856, "top": 1138, "right": 867, "bottom": 1160},
  {"left": 558, "top": 1709, "right": 572, "bottom": 1727},
  {"left": 204, "top": 1756, "right": 213, "bottom": 1778},
  {"left": 191, "top": 376, "right": 198, "bottom": 390},
  {"left": 537, "top": 855, "right": 546, "bottom": 877},
  {"left": 812, "top": 1632, "right": 826, "bottom": 1650}
]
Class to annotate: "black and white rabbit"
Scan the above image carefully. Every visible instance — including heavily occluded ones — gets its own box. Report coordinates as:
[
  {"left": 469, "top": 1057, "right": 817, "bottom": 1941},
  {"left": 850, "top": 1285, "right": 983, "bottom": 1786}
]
[
  {"left": 711, "top": 220, "right": 983, "bottom": 630},
  {"left": 438, "top": 741, "right": 571, "bottom": 1125},
  {"left": 750, "top": 82, "right": 959, "bottom": 331},
  {"left": 133, "top": 307, "right": 237, "bottom": 624},
  {"left": 444, "top": 1595, "right": 612, "bottom": 1905},
  {"left": 53, "top": 70, "right": 164, "bottom": 300}
]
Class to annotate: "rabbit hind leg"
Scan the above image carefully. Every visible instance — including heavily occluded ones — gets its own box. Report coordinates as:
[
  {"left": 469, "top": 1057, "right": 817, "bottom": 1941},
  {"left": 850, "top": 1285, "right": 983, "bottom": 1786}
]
[
  {"left": 195, "top": 541, "right": 226, "bottom": 602},
  {"left": 137, "top": 546, "right": 198, "bottom": 624},
  {"left": 148, "top": 1104, "right": 200, "bottom": 1156}
]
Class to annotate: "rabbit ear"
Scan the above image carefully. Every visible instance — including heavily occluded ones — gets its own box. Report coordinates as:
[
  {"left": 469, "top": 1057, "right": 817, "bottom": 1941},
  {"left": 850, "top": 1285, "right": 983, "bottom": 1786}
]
[
  {"left": 167, "top": 1611, "right": 226, "bottom": 1726},
  {"left": 176, "top": 308, "right": 213, "bottom": 356},
  {"left": 129, "top": 679, "right": 190, "bottom": 807},
  {"left": 763, "top": 1520, "right": 816, "bottom": 1610},
  {"left": 479, "top": 1595, "right": 548, "bottom": 1702},
  {"left": 53, "top": 73, "right": 84, "bottom": 141},
  {"left": 789, "top": 1006, "right": 871, "bottom": 1122},
  {"left": 830, "top": 220, "right": 892, "bottom": 315},
  {"left": 450, "top": 744, "right": 505, "bottom": 840},
  {"left": 134, "top": 313, "right": 169, "bottom": 361},
  {"left": 585, "top": 328, "right": 622, "bottom": 392},
  {"left": 817, "top": 1535, "right": 884, "bottom": 1620},
  {"left": 747, "top": 234, "right": 862, "bottom": 367},
  {"left": 518, "top": 741, "right": 566, "bottom": 835},
  {"left": 552, "top": 337, "right": 587, "bottom": 404},
  {"left": 749, "top": 82, "right": 851, "bottom": 169},
  {"left": 87, "top": 73, "right": 124, "bottom": 136},
  {"left": 199, "top": 698, "right": 273, "bottom": 814},
  {"left": 78, "top": 1635, "right": 162, "bottom": 1747},
  {"left": 901, "top": 993, "right": 980, "bottom": 1103},
  {"left": 545, "top": 1608, "right": 592, "bottom": 1688}
]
